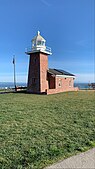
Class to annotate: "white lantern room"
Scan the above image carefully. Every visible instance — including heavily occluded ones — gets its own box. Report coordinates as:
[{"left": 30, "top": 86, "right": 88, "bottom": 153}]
[
  {"left": 32, "top": 31, "right": 46, "bottom": 51},
  {"left": 25, "top": 31, "right": 52, "bottom": 55}
]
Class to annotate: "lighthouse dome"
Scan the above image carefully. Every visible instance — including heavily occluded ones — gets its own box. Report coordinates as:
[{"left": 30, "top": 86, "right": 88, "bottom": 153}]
[{"left": 32, "top": 31, "right": 46, "bottom": 42}]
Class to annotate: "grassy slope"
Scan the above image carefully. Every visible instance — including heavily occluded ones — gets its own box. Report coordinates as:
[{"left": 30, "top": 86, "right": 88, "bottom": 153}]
[{"left": 0, "top": 91, "right": 95, "bottom": 169}]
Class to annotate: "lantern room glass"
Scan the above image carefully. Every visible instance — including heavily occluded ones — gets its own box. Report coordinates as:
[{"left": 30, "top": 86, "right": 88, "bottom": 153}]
[{"left": 37, "top": 41, "right": 45, "bottom": 46}]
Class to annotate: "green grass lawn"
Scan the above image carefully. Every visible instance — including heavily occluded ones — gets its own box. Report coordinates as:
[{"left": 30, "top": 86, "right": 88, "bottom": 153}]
[{"left": 0, "top": 91, "right": 95, "bottom": 169}]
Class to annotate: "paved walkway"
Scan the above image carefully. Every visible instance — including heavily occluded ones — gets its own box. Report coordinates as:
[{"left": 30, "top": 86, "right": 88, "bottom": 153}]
[{"left": 45, "top": 148, "right": 95, "bottom": 169}]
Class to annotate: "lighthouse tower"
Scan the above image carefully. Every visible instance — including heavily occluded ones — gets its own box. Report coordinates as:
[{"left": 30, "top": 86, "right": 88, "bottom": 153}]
[{"left": 26, "top": 31, "right": 52, "bottom": 93}]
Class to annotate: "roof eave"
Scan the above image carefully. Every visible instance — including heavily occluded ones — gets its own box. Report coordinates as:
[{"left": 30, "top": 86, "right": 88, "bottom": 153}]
[{"left": 56, "top": 75, "right": 76, "bottom": 78}]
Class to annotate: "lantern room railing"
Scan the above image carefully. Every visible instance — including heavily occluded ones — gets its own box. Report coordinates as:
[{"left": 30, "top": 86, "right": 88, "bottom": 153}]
[{"left": 25, "top": 46, "right": 51, "bottom": 54}]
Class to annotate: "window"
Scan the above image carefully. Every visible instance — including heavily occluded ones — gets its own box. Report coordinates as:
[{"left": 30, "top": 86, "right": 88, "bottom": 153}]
[
  {"left": 42, "top": 41, "right": 45, "bottom": 46},
  {"left": 34, "top": 58, "right": 36, "bottom": 64},
  {"left": 32, "top": 42, "right": 36, "bottom": 47},
  {"left": 37, "top": 41, "right": 41, "bottom": 45},
  {"left": 32, "top": 78, "right": 36, "bottom": 84},
  {"left": 37, "top": 41, "right": 45, "bottom": 46},
  {"left": 69, "top": 80, "right": 72, "bottom": 87},
  {"left": 58, "top": 79, "right": 62, "bottom": 87}
]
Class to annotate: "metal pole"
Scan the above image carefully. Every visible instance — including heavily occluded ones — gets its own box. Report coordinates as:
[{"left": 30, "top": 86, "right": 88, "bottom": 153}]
[{"left": 13, "top": 56, "right": 17, "bottom": 92}]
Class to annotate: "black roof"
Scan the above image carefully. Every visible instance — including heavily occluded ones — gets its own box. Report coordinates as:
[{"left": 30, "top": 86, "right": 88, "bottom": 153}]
[{"left": 48, "top": 68, "right": 75, "bottom": 76}]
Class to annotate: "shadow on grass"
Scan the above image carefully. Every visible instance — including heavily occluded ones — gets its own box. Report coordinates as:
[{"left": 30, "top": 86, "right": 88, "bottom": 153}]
[{"left": 0, "top": 89, "right": 47, "bottom": 95}]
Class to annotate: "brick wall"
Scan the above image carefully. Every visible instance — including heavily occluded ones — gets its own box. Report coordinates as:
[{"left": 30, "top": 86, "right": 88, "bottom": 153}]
[
  {"left": 56, "top": 77, "right": 74, "bottom": 90},
  {"left": 47, "top": 87, "right": 79, "bottom": 95},
  {"left": 39, "top": 53, "right": 48, "bottom": 92},
  {"left": 47, "top": 76, "right": 79, "bottom": 94},
  {"left": 27, "top": 53, "right": 40, "bottom": 93},
  {"left": 27, "top": 52, "right": 48, "bottom": 93}
]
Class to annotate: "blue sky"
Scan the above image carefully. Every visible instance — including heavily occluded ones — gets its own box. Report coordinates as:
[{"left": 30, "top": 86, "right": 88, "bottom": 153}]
[{"left": 0, "top": 0, "right": 94, "bottom": 83}]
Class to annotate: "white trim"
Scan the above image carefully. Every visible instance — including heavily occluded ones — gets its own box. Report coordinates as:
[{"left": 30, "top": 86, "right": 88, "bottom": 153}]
[
  {"left": 25, "top": 49, "right": 52, "bottom": 55},
  {"left": 56, "top": 75, "right": 76, "bottom": 78}
]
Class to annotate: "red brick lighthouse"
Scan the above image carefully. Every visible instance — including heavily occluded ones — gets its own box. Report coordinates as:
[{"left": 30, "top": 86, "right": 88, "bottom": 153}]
[
  {"left": 26, "top": 31, "right": 52, "bottom": 94},
  {"left": 26, "top": 31, "right": 78, "bottom": 94}
]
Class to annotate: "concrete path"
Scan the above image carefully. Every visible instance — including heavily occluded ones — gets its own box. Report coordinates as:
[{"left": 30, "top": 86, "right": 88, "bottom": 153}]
[{"left": 45, "top": 148, "right": 95, "bottom": 169}]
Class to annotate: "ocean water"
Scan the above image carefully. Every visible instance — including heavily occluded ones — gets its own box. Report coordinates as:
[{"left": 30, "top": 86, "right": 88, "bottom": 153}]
[
  {"left": 74, "top": 83, "right": 90, "bottom": 89},
  {"left": 0, "top": 82, "right": 27, "bottom": 89},
  {"left": 0, "top": 82, "right": 90, "bottom": 89}
]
